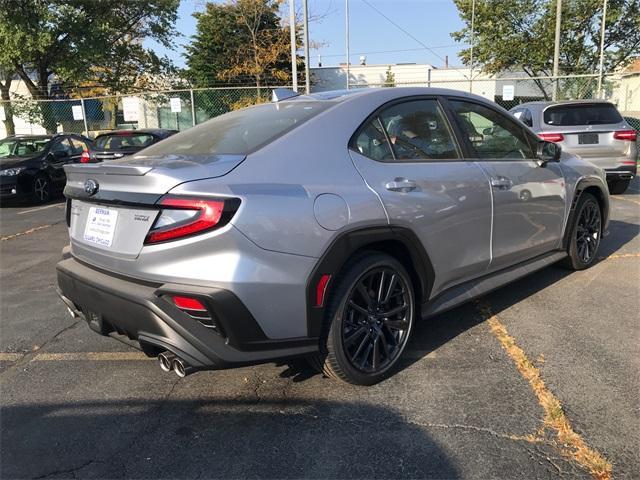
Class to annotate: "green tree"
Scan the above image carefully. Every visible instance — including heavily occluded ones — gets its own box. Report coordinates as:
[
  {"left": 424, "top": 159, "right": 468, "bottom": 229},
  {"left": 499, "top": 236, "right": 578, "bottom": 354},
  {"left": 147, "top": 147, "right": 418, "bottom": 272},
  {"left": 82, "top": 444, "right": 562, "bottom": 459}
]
[
  {"left": 0, "top": 0, "right": 179, "bottom": 131},
  {"left": 185, "top": 0, "right": 295, "bottom": 91},
  {"left": 452, "top": 0, "right": 640, "bottom": 98},
  {"left": 383, "top": 66, "right": 396, "bottom": 87}
]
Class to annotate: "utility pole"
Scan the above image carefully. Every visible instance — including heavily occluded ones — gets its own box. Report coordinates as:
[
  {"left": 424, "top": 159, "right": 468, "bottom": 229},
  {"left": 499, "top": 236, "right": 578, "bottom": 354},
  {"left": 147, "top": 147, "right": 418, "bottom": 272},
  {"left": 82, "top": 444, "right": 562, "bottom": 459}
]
[
  {"left": 289, "top": 0, "right": 298, "bottom": 92},
  {"left": 597, "top": 0, "right": 608, "bottom": 98},
  {"left": 552, "top": 0, "right": 562, "bottom": 100},
  {"left": 469, "top": 0, "right": 476, "bottom": 93},
  {"left": 302, "top": 0, "right": 310, "bottom": 94},
  {"left": 345, "top": 0, "right": 350, "bottom": 90}
]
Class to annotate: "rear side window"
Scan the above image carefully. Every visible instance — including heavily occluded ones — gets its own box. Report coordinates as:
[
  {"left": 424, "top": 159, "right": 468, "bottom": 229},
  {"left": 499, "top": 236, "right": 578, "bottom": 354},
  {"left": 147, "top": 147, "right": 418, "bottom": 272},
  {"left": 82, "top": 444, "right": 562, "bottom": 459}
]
[
  {"left": 544, "top": 103, "right": 622, "bottom": 126},
  {"left": 95, "top": 133, "right": 156, "bottom": 150},
  {"left": 352, "top": 99, "right": 459, "bottom": 162},
  {"left": 69, "top": 137, "right": 89, "bottom": 154},
  {"left": 138, "top": 101, "right": 331, "bottom": 156}
]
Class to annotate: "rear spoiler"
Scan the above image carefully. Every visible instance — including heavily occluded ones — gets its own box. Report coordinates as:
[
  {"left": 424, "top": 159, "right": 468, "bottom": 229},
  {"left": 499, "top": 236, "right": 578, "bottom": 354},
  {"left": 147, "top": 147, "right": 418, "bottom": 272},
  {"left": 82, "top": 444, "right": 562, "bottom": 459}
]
[{"left": 64, "top": 163, "right": 152, "bottom": 176}]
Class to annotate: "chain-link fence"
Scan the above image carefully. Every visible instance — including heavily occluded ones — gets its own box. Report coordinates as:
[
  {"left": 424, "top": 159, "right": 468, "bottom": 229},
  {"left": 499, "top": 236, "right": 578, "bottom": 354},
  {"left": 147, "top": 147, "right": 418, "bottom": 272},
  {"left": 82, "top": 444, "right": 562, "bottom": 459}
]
[
  {"left": 349, "top": 73, "right": 638, "bottom": 117},
  {"left": 1, "top": 74, "right": 638, "bottom": 139},
  {"left": 0, "top": 86, "right": 282, "bottom": 138}
]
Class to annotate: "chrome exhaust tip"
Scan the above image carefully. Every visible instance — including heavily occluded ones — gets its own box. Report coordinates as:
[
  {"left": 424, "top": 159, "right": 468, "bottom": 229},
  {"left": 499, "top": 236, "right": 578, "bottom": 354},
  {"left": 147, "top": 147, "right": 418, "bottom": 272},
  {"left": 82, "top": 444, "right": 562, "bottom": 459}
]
[
  {"left": 158, "top": 352, "right": 176, "bottom": 373},
  {"left": 172, "top": 358, "right": 194, "bottom": 378}
]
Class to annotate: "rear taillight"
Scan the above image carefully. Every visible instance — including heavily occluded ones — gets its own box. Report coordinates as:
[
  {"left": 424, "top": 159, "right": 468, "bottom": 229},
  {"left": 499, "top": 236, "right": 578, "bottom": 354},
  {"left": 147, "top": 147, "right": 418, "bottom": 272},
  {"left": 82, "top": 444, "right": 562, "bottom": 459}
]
[
  {"left": 538, "top": 132, "right": 565, "bottom": 143},
  {"left": 613, "top": 130, "right": 637, "bottom": 141},
  {"left": 80, "top": 149, "right": 91, "bottom": 163},
  {"left": 144, "top": 196, "right": 240, "bottom": 245}
]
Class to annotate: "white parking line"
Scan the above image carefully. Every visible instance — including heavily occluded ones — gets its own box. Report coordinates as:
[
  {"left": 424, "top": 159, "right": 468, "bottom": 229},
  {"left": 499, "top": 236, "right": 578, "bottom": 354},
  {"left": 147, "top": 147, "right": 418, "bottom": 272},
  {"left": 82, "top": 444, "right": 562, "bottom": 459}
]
[{"left": 16, "top": 202, "right": 65, "bottom": 215}]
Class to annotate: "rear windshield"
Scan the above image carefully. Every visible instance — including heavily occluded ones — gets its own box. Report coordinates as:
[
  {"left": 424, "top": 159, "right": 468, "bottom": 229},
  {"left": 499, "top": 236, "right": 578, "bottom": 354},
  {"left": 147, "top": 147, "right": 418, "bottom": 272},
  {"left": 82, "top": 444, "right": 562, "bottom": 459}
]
[
  {"left": 544, "top": 103, "right": 623, "bottom": 126},
  {"left": 95, "top": 133, "right": 156, "bottom": 150},
  {"left": 0, "top": 138, "right": 50, "bottom": 158},
  {"left": 138, "top": 101, "right": 331, "bottom": 156}
]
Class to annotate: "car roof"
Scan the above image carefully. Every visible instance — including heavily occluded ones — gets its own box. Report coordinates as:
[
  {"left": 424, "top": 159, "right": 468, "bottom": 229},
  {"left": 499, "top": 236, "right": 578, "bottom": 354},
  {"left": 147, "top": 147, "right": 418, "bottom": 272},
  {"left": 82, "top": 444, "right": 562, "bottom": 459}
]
[
  {"left": 512, "top": 99, "right": 616, "bottom": 110},
  {"left": 287, "top": 87, "right": 496, "bottom": 106},
  {"left": 94, "top": 129, "right": 174, "bottom": 138},
  {"left": 2, "top": 134, "right": 52, "bottom": 140}
]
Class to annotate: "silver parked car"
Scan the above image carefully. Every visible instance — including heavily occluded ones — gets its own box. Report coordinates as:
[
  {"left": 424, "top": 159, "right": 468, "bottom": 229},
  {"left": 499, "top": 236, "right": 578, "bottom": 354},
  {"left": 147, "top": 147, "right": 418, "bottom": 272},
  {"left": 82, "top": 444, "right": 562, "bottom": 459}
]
[
  {"left": 57, "top": 88, "right": 609, "bottom": 385},
  {"left": 510, "top": 100, "right": 637, "bottom": 194}
]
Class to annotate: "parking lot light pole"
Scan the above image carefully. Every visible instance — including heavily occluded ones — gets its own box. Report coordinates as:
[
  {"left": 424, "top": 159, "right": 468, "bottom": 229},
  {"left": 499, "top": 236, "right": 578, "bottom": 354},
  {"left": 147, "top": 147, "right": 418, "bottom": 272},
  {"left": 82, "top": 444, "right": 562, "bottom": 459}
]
[
  {"left": 190, "top": 89, "right": 196, "bottom": 126},
  {"left": 597, "top": 0, "right": 608, "bottom": 99},
  {"left": 345, "top": 0, "right": 350, "bottom": 90},
  {"left": 552, "top": 0, "right": 562, "bottom": 101},
  {"left": 79, "top": 96, "right": 89, "bottom": 136},
  {"left": 290, "top": 0, "right": 298, "bottom": 92},
  {"left": 303, "top": 0, "right": 310, "bottom": 94}
]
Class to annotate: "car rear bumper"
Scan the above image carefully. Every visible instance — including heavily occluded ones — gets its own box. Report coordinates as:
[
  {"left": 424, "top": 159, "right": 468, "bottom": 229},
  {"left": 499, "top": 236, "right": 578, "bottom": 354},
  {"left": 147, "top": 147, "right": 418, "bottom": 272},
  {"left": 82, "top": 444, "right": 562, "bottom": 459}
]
[
  {"left": 605, "top": 165, "right": 636, "bottom": 181},
  {"left": 56, "top": 256, "right": 318, "bottom": 371}
]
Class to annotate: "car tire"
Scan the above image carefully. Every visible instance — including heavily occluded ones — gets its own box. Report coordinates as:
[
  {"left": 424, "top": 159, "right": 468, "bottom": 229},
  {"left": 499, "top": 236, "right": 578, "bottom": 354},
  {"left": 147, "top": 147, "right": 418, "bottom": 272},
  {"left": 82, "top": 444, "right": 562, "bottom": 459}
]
[
  {"left": 607, "top": 179, "right": 630, "bottom": 195},
  {"left": 32, "top": 174, "right": 51, "bottom": 203},
  {"left": 308, "top": 252, "right": 416, "bottom": 385},
  {"left": 562, "top": 192, "right": 602, "bottom": 270}
]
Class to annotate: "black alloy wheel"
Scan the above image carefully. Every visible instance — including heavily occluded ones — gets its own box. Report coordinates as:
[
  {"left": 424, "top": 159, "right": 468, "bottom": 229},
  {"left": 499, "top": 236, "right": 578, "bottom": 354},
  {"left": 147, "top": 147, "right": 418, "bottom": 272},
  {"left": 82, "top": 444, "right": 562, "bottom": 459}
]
[
  {"left": 341, "top": 267, "right": 411, "bottom": 373},
  {"left": 310, "top": 252, "right": 415, "bottom": 385},
  {"left": 575, "top": 200, "right": 601, "bottom": 264},
  {"left": 563, "top": 192, "right": 602, "bottom": 270},
  {"left": 33, "top": 175, "right": 51, "bottom": 203}
]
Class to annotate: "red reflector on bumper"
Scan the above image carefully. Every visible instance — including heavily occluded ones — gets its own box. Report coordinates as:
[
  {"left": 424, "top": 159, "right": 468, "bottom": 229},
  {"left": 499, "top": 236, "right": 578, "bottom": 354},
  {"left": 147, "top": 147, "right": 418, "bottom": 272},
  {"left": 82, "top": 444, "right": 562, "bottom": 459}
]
[{"left": 172, "top": 296, "right": 207, "bottom": 311}]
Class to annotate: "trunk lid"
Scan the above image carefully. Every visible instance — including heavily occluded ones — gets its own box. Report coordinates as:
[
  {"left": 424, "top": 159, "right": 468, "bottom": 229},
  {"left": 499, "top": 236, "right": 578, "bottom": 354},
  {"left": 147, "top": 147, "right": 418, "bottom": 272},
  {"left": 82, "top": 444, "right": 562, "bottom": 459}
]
[{"left": 64, "top": 153, "right": 245, "bottom": 262}]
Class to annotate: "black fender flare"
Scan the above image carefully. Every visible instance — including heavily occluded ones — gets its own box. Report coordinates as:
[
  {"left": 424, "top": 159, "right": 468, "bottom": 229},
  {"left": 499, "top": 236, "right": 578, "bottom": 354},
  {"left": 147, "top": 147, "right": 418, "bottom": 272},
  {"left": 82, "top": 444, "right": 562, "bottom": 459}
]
[
  {"left": 305, "top": 226, "right": 435, "bottom": 338},
  {"left": 562, "top": 176, "right": 609, "bottom": 250}
]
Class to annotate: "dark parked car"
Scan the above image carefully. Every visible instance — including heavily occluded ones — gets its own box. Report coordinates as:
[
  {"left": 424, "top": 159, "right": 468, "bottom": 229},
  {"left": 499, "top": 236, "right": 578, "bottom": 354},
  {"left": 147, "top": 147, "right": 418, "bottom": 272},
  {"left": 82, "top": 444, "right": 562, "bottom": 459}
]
[
  {"left": 89, "top": 129, "right": 177, "bottom": 162},
  {"left": 0, "top": 134, "right": 92, "bottom": 203}
]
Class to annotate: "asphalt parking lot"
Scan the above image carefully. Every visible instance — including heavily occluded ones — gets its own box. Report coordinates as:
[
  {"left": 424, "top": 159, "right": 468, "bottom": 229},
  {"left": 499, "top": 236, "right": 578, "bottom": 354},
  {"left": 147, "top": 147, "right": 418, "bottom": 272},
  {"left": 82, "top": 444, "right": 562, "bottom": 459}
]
[{"left": 1, "top": 180, "right": 638, "bottom": 480}]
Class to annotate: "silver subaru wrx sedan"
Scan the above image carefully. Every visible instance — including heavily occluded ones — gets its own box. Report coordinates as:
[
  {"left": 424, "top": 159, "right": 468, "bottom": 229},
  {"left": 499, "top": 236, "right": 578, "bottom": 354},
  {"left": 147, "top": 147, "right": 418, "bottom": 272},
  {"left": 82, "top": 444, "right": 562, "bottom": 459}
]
[{"left": 57, "top": 88, "right": 609, "bottom": 385}]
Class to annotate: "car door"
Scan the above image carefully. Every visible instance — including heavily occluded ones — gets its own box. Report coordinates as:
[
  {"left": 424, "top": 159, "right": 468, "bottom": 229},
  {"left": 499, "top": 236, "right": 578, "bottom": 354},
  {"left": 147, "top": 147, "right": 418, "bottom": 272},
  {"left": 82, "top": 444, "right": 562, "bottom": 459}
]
[
  {"left": 349, "top": 97, "right": 493, "bottom": 297},
  {"left": 47, "top": 137, "right": 75, "bottom": 185},
  {"left": 447, "top": 98, "right": 566, "bottom": 271}
]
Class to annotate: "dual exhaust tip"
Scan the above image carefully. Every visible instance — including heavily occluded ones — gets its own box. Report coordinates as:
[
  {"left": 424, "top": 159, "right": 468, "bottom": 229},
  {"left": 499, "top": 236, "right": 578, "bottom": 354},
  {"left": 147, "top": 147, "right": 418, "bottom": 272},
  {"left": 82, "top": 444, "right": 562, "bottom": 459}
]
[{"left": 158, "top": 351, "right": 193, "bottom": 378}]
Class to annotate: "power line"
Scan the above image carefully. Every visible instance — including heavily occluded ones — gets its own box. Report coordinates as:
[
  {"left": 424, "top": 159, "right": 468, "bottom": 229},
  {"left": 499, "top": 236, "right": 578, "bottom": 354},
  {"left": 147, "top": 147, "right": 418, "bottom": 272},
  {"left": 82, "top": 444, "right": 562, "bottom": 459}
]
[
  {"left": 320, "top": 44, "right": 459, "bottom": 59},
  {"left": 359, "top": 0, "right": 468, "bottom": 78}
]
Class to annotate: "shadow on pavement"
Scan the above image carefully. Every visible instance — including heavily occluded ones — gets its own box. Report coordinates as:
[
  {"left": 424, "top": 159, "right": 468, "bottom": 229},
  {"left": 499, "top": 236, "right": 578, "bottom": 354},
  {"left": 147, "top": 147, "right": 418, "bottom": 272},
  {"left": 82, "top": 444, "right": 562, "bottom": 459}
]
[
  {"left": 600, "top": 219, "right": 640, "bottom": 257},
  {"left": 1, "top": 398, "right": 458, "bottom": 479}
]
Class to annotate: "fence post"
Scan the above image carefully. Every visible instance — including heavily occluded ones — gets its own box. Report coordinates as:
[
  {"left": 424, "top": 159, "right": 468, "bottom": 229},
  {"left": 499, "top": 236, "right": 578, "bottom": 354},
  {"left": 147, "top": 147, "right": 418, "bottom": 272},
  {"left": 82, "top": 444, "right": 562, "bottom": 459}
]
[
  {"left": 190, "top": 89, "right": 196, "bottom": 127},
  {"left": 80, "top": 97, "right": 89, "bottom": 136}
]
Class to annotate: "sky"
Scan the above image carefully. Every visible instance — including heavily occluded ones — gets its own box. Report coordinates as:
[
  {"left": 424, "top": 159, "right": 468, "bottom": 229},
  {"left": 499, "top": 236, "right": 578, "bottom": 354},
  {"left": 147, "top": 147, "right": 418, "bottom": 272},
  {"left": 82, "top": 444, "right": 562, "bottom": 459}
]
[{"left": 145, "top": 0, "right": 467, "bottom": 70}]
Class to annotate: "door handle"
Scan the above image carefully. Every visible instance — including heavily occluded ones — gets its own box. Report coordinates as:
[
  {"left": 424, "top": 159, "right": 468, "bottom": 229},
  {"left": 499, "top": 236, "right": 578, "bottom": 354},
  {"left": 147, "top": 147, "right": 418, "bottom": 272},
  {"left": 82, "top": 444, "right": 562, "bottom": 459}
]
[
  {"left": 490, "top": 176, "right": 513, "bottom": 190},
  {"left": 385, "top": 178, "right": 418, "bottom": 193}
]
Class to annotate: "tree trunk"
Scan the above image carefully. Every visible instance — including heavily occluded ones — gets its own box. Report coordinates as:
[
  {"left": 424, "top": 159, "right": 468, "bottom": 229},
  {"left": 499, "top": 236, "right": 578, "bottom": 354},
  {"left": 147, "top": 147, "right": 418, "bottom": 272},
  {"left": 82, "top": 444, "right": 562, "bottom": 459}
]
[
  {"left": 37, "top": 67, "right": 57, "bottom": 134},
  {"left": 0, "top": 82, "right": 16, "bottom": 136}
]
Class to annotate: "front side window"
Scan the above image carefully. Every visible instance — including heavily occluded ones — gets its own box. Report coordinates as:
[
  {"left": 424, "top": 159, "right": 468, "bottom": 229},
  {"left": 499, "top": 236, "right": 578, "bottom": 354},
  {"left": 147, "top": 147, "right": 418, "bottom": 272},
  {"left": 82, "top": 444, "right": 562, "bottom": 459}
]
[
  {"left": 450, "top": 100, "right": 534, "bottom": 160},
  {"left": 352, "top": 99, "right": 459, "bottom": 162}
]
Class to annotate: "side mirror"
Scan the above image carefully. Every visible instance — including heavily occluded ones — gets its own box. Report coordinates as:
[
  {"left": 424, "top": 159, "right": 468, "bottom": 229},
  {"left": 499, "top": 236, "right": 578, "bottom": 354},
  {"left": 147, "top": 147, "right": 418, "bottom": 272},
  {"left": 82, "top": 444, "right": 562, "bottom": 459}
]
[
  {"left": 536, "top": 141, "right": 561, "bottom": 166},
  {"left": 482, "top": 127, "right": 494, "bottom": 136}
]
